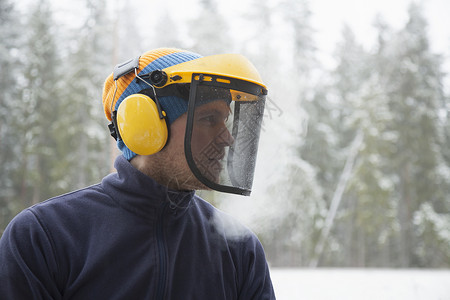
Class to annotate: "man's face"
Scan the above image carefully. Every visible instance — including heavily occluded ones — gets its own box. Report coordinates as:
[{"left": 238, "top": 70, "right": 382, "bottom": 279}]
[
  {"left": 190, "top": 100, "right": 234, "bottom": 183},
  {"left": 132, "top": 100, "right": 233, "bottom": 191}
]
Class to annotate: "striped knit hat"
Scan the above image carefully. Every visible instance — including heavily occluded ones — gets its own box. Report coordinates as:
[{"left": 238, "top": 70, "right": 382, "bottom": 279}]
[{"left": 102, "top": 48, "right": 202, "bottom": 160}]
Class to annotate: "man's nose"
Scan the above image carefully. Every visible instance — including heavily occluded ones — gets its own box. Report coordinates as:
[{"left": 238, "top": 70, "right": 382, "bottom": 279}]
[{"left": 216, "top": 126, "right": 234, "bottom": 147}]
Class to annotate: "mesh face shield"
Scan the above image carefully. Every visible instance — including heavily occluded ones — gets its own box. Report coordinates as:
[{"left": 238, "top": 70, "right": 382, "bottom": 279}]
[
  {"left": 134, "top": 53, "right": 268, "bottom": 195},
  {"left": 184, "top": 74, "right": 267, "bottom": 195}
]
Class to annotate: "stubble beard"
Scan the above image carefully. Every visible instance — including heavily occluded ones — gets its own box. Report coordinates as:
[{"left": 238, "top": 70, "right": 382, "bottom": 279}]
[{"left": 140, "top": 148, "right": 210, "bottom": 192}]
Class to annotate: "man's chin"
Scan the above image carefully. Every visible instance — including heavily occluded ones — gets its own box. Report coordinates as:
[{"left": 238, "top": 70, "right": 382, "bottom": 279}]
[{"left": 166, "top": 173, "right": 210, "bottom": 192}]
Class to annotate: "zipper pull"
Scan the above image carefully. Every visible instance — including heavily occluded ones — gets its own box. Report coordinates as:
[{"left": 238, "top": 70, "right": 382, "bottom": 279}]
[{"left": 169, "top": 202, "right": 177, "bottom": 215}]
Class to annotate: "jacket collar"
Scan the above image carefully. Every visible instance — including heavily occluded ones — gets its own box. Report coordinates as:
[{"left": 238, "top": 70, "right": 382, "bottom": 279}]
[{"left": 102, "top": 155, "right": 195, "bottom": 219}]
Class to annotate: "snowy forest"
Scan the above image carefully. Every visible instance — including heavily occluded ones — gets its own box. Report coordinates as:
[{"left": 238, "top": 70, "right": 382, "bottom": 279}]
[{"left": 1, "top": 0, "right": 449, "bottom": 269}]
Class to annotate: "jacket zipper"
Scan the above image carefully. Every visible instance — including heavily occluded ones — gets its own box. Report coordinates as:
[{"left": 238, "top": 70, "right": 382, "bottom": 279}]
[{"left": 155, "top": 202, "right": 169, "bottom": 300}]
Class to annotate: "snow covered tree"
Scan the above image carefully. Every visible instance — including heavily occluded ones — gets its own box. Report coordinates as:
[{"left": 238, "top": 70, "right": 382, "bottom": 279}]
[
  {"left": 300, "top": 4, "right": 449, "bottom": 268},
  {"left": 0, "top": 0, "right": 23, "bottom": 230},
  {"left": 152, "top": 3, "right": 184, "bottom": 49},
  {"left": 322, "top": 24, "right": 398, "bottom": 267},
  {"left": 251, "top": 0, "right": 326, "bottom": 267},
  {"left": 60, "top": 0, "right": 113, "bottom": 190},
  {"left": 378, "top": 3, "right": 450, "bottom": 267},
  {"left": 112, "top": 0, "right": 145, "bottom": 61},
  {"left": 321, "top": 4, "right": 450, "bottom": 268},
  {"left": 187, "top": 0, "right": 232, "bottom": 55},
  {"left": 15, "top": 0, "right": 63, "bottom": 206},
  {"left": 301, "top": 25, "right": 374, "bottom": 267}
]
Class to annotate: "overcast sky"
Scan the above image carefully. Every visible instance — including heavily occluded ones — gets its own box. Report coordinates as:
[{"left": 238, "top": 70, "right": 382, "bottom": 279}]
[
  {"left": 309, "top": 0, "right": 450, "bottom": 64},
  {"left": 159, "top": 0, "right": 450, "bottom": 71},
  {"left": 35, "top": 0, "right": 450, "bottom": 54},
  {"left": 17, "top": 0, "right": 450, "bottom": 84}
]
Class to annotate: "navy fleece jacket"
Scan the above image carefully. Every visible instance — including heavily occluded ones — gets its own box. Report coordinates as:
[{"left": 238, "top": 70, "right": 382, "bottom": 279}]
[{"left": 0, "top": 156, "right": 275, "bottom": 299}]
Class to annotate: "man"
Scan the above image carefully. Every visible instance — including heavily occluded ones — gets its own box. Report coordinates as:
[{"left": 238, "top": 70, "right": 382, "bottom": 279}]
[{"left": 0, "top": 48, "right": 275, "bottom": 299}]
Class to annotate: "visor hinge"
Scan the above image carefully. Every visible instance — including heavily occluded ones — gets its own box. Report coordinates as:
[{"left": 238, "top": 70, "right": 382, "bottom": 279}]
[{"left": 138, "top": 70, "right": 168, "bottom": 87}]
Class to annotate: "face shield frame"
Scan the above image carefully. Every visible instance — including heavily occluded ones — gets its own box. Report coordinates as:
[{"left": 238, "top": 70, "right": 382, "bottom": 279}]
[{"left": 184, "top": 72, "right": 267, "bottom": 196}]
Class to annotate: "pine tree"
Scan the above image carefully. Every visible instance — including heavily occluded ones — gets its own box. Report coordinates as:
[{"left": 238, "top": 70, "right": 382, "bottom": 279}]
[
  {"left": 251, "top": 0, "right": 326, "bottom": 267},
  {"left": 0, "top": 0, "right": 22, "bottom": 231},
  {"left": 60, "top": 0, "right": 113, "bottom": 190},
  {"left": 153, "top": 3, "right": 184, "bottom": 49},
  {"left": 325, "top": 4, "right": 450, "bottom": 268},
  {"left": 314, "top": 5, "right": 450, "bottom": 268},
  {"left": 375, "top": 3, "right": 449, "bottom": 267},
  {"left": 16, "top": 0, "right": 62, "bottom": 206},
  {"left": 113, "top": 0, "right": 144, "bottom": 61},
  {"left": 301, "top": 25, "right": 372, "bottom": 267},
  {"left": 326, "top": 24, "right": 399, "bottom": 267},
  {"left": 187, "top": 0, "right": 232, "bottom": 55}
]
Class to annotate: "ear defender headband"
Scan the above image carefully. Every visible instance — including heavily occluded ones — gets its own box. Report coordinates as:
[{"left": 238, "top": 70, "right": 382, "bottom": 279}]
[{"left": 108, "top": 57, "right": 169, "bottom": 156}]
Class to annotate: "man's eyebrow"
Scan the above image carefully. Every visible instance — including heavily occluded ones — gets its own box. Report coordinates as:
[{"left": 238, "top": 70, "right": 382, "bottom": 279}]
[{"left": 198, "top": 107, "right": 231, "bottom": 117}]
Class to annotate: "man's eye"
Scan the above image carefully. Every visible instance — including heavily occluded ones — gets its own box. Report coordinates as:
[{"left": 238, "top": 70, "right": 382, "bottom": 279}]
[{"left": 200, "top": 115, "right": 217, "bottom": 125}]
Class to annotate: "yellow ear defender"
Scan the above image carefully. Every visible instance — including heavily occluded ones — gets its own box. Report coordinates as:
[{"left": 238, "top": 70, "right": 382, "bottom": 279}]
[{"left": 116, "top": 93, "right": 168, "bottom": 155}]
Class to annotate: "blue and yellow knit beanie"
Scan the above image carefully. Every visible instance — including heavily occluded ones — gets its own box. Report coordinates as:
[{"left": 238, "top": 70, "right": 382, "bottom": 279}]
[{"left": 102, "top": 48, "right": 202, "bottom": 160}]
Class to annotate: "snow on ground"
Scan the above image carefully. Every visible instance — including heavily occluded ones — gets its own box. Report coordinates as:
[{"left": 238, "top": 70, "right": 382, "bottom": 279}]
[{"left": 270, "top": 268, "right": 450, "bottom": 300}]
